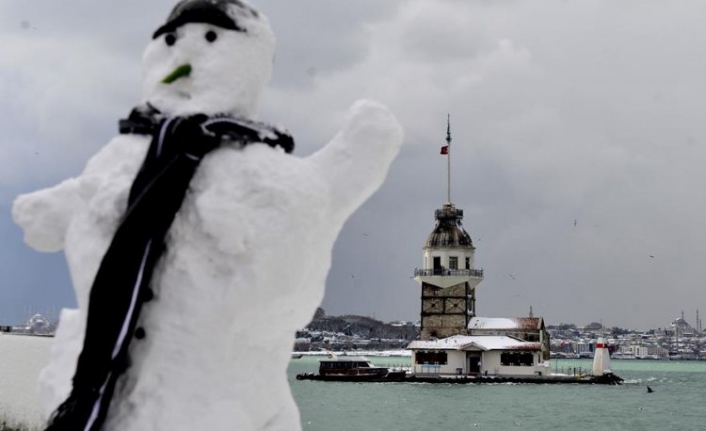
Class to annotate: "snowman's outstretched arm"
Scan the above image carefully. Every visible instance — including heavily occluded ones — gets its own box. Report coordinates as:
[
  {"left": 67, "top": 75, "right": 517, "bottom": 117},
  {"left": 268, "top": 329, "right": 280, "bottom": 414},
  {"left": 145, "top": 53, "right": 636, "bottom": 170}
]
[
  {"left": 13, "top": 135, "right": 148, "bottom": 253},
  {"left": 309, "top": 100, "right": 403, "bottom": 223},
  {"left": 13, "top": 178, "right": 83, "bottom": 252}
]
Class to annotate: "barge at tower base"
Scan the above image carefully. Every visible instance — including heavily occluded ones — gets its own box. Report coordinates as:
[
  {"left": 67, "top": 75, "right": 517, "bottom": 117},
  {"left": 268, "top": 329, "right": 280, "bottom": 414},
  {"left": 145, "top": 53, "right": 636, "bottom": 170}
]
[{"left": 296, "top": 371, "right": 624, "bottom": 385}]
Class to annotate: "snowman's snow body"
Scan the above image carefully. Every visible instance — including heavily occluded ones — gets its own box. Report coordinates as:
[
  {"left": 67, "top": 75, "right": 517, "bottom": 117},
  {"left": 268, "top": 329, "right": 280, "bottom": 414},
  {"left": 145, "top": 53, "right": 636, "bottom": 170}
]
[{"left": 13, "top": 1, "right": 403, "bottom": 430}]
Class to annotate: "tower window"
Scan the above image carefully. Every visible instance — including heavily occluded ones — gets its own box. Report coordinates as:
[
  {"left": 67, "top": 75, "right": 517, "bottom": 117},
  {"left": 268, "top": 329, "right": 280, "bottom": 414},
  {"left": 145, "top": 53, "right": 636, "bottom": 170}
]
[
  {"left": 465, "top": 257, "right": 470, "bottom": 269},
  {"left": 449, "top": 257, "right": 458, "bottom": 270}
]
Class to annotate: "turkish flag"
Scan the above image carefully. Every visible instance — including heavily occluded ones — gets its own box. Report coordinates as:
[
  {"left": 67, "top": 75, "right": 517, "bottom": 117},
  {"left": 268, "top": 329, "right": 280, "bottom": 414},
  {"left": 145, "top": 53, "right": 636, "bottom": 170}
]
[{"left": 440, "top": 145, "right": 449, "bottom": 155}]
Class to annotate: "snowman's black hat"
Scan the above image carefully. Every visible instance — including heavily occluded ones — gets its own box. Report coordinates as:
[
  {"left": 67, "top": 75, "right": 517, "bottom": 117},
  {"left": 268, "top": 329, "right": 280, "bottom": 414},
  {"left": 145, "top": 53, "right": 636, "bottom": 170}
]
[{"left": 153, "top": 0, "right": 259, "bottom": 39}]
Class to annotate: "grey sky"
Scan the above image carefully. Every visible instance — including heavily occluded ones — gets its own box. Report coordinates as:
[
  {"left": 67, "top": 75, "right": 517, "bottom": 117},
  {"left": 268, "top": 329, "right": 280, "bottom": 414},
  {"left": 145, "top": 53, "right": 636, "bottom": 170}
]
[{"left": 2, "top": 0, "right": 706, "bottom": 330}]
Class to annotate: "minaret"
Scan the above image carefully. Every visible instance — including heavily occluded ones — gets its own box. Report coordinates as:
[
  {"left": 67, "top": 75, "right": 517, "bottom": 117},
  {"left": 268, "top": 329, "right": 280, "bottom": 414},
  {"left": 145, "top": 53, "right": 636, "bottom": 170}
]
[
  {"left": 697, "top": 310, "right": 702, "bottom": 333},
  {"left": 413, "top": 116, "right": 484, "bottom": 340}
]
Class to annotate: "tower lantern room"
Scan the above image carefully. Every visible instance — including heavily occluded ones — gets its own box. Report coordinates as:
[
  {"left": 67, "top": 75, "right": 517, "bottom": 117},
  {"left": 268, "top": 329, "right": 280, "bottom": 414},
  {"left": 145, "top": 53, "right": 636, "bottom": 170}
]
[
  {"left": 422, "top": 203, "right": 477, "bottom": 283},
  {"left": 413, "top": 116, "right": 484, "bottom": 340}
]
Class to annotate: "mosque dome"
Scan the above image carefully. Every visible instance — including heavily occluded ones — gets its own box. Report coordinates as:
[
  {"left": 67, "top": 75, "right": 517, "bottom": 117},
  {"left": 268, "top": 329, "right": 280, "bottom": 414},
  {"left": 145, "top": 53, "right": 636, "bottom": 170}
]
[{"left": 671, "top": 317, "right": 689, "bottom": 328}]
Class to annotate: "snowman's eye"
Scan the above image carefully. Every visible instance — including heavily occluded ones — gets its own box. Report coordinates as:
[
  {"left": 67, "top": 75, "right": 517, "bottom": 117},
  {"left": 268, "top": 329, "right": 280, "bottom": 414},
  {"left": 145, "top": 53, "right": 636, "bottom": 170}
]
[
  {"left": 205, "top": 31, "right": 218, "bottom": 43},
  {"left": 165, "top": 33, "right": 176, "bottom": 46}
]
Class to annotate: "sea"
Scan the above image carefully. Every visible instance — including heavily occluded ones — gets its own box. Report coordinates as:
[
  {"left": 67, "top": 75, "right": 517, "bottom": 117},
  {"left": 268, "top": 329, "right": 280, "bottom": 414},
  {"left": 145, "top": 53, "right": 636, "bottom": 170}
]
[{"left": 2, "top": 335, "right": 706, "bottom": 431}]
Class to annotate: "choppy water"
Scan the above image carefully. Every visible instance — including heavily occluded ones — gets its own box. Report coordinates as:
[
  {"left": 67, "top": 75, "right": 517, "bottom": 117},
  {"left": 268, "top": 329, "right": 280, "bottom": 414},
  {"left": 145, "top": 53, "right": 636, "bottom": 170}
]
[
  {"left": 3, "top": 335, "right": 706, "bottom": 431},
  {"left": 289, "top": 356, "right": 706, "bottom": 431}
]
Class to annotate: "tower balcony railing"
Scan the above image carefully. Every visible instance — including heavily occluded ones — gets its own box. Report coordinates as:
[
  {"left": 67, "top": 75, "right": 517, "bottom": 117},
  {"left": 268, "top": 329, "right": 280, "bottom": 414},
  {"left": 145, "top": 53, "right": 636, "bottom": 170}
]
[
  {"left": 414, "top": 268, "right": 484, "bottom": 278},
  {"left": 426, "top": 240, "right": 473, "bottom": 248}
]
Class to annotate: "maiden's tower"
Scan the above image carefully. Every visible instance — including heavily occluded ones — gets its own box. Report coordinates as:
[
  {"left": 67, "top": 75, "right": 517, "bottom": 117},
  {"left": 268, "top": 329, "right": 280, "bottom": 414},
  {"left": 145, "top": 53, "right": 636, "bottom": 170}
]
[
  {"left": 413, "top": 117, "right": 484, "bottom": 339},
  {"left": 408, "top": 117, "right": 551, "bottom": 377}
]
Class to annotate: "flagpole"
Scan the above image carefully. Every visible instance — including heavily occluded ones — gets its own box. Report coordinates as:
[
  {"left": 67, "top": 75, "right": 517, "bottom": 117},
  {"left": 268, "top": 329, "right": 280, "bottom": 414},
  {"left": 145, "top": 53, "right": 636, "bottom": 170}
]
[{"left": 446, "top": 114, "right": 451, "bottom": 205}]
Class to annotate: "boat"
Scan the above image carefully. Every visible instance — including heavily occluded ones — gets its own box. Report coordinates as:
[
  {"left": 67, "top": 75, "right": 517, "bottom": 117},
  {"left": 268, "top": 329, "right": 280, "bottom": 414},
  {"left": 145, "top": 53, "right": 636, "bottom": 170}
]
[
  {"left": 318, "top": 356, "right": 390, "bottom": 377},
  {"left": 296, "top": 356, "right": 402, "bottom": 381}
]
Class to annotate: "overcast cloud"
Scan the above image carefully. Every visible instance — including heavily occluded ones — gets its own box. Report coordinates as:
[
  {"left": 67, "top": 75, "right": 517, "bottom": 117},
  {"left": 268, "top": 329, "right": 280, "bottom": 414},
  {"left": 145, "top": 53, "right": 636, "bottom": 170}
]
[{"left": 2, "top": 0, "right": 706, "bottom": 330}]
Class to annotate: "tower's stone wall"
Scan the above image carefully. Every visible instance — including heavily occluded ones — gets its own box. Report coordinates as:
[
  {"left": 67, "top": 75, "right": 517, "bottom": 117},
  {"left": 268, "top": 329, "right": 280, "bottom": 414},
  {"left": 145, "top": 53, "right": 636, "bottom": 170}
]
[
  {"left": 421, "top": 315, "right": 467, "bottom": 340},
  {"left": 420, "top": 282, "right": 473, "bottom": 340}
]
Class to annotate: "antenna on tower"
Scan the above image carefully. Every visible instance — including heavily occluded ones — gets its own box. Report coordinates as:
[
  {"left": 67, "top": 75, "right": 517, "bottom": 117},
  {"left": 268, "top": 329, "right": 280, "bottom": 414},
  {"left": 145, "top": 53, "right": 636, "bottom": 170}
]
[{"left": 445, "top": 114, "right": 452, "bottom": 205}]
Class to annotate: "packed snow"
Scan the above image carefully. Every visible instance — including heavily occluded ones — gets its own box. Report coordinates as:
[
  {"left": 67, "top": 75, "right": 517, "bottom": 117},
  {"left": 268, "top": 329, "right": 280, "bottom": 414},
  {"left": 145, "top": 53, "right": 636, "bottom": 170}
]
[
  {"left": 12, "top": 1, "right": 403, "bottom": 430},
  {"left": 0, "top": 334, "right": 51, "bottom": 429},
  {"left": 407, "top": 335, "right": 541, "bottom": 351},
  {"left": 467, "top": 317, "right": 539, "bottom": 330}
]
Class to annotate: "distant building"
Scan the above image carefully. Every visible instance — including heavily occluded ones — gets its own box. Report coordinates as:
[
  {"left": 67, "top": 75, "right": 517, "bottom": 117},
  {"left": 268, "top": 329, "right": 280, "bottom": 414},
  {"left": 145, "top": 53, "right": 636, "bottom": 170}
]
[
  {"left": 624, "top": 344, "right": 668, "bottom": 359},
  {"left": 671, "top": 311, "right": 694, "bottom": 336},
  {"left": 6, "top": 313, "right": 55, "bottom": 336}
]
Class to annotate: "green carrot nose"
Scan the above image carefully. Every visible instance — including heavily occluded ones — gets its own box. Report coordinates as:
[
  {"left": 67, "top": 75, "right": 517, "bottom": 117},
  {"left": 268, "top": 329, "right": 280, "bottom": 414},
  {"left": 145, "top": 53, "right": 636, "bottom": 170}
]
[{"left": 162, "top": 64, "right": 192, "bottom": 84}]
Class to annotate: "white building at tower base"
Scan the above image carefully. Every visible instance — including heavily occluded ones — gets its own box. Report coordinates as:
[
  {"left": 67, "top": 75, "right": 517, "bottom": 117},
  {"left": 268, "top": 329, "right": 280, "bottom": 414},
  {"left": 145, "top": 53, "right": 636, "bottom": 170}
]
[{"left": 408, "top": 334, "right": 551, "bottom": 377}]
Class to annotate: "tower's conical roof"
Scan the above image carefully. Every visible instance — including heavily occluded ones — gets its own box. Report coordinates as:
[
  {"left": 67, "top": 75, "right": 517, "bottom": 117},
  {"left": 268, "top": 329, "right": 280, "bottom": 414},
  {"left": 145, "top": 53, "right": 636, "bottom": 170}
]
[{"left": 425, "top": 203, "right": 474, "bottom": 249}]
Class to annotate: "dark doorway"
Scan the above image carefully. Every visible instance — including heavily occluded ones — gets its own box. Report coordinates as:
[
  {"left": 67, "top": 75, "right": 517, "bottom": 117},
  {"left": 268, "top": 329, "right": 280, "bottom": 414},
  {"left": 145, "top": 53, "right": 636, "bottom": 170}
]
[{"left": 467, "top": 353, "right": 481, "bottom": 374}]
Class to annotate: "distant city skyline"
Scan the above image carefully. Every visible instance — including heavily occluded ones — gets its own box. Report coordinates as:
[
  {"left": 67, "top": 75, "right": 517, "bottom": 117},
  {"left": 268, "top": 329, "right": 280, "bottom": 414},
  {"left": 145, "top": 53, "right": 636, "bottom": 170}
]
[{"left": 4, "top": 305, "right": 698, "bottom": 334}]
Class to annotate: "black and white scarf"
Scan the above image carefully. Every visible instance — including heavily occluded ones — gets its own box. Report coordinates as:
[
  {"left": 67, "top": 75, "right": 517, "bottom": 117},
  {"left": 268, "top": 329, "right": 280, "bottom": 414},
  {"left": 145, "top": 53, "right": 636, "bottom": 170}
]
[{"left": 46, "top": 105, "right": 294, "bottom": 431}]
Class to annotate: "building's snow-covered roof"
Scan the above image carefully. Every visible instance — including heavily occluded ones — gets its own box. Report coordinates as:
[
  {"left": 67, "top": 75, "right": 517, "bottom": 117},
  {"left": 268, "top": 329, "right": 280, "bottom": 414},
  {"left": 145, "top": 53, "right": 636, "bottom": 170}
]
[
  {"left": 407, "top": 335, "right": 541, "bottom": 352},
  {"left": 468, "top": 317, "right": 542, "bottom": 331},
  {"left": 407, "top": 335, "right": 470, "bottom": 350}
]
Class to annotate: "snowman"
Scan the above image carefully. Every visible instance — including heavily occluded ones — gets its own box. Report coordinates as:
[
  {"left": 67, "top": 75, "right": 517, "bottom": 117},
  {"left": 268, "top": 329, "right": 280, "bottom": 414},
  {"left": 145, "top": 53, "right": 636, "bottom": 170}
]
[{"left": 12, "top": 0, "right": 403, "bottom": 430}]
